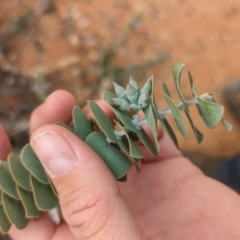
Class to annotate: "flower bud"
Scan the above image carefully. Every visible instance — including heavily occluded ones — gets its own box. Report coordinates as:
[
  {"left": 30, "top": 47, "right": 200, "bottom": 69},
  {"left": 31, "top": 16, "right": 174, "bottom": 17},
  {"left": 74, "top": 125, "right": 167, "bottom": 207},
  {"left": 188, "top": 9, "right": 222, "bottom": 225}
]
[
  {"left": 126, "top": 83, "right": 139, "bottom": 104},
  {"left": 129, "top": 76, "right": 139, "bottom": 90},
  {"left": 128, "top": 104, "right": 139, "bottom": 115},
  {"left": 113, "top": 82, "right": 127, "bottom": 98},
  {"left": 138, "top": 92, "right": 150, "bottom": 109},
  {"left": 110, "top": 98, "right": 129, "bottom": 110},
  {"left": 140, "top": 78, "right": 152, "bottom": 95}
]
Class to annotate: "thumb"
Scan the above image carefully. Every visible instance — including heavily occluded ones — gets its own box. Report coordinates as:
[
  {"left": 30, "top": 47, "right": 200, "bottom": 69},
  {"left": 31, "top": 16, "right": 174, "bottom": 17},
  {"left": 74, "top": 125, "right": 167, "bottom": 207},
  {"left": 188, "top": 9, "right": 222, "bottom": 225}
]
[{"left": 31, "top": 124, "right": 143, "bottom": 240}]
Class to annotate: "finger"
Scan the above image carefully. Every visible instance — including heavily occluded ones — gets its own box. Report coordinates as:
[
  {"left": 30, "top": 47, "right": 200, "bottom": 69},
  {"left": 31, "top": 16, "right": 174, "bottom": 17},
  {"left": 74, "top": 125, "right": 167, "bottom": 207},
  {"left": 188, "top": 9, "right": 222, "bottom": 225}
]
[
  {"left": 30, "top": 90, "right": 75, "bottom": 134},
  {"left": 0, "top": 124, "right": 13, "bottom": 160},
  {"left": 83, "top": 99, "right": 116, "bottom": 121},
  {"left": 30, "top": 124, "right": 143, "bottom": 240},
  {"left": 10, "top": 91, "right": 75, "bottom": 238}
]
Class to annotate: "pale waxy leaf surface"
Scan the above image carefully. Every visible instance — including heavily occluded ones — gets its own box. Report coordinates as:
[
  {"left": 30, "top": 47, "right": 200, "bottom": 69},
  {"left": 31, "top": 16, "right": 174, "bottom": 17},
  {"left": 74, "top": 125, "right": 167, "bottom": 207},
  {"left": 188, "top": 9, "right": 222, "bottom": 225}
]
[
  {"left": 136, "top": 127, "right": 158, "bottom": 157},
  {"left": 0, "top": 189, "right": 2, "bottom": 204},
  {"left": 88, "top": 100, "right": 117, "bottom": 143},
  {"left": 196, "top": 97, "right": 224, "bottom": 128},
  {"left": 126, "top": 83, "right": 139, "bottom": 104},
  {"left": 162, "top": 83, "right": 171, "bottom": 97},
  {"left": 143, "top": 102, "right": 160, "bottom": 151},
  {"left": 149, "top": 80, "right": 178, "bottom": 147},
  {"left": 21, "top": 144, "right": 49, "bottom": 184},
  {"left": 0, "top": 161, "right": 19, "bottom": 200},
  {"left": 183, "top": 109, "right": 204, "bottom": 143},
  {"left": 172, "top": 65, "right": 203, "bottom": 143},
  {"left": 165, "top": 77, "right": 203, "bottom": 142},
  {"left": 222, "top": 119, "right": 233, "bottom": 131},
  {"left": 129, "top": 75, "right": 139, "bottom": 90},
  {"left": 161, "top": 117, "right": 179, "bottom": 147},
  {"left": 9, "top": 153, "right": 31, "bottom": 191},
  {"left": 188, "top": 71, "right": 198, "bottom": 98},
  {"left": 85, "top": 132, "right": 131, "bottom": 179},
  {"left": 164, "top": 94, "right": 189, "bottom": 139},
  {"left": 201, "top": 94, "right": 233, "bottom": 131},
  {"left": 183, "top": 72, "right": 204, "bottom": 143},
  {"left": 0, "top": 204, "right": 11, "bottom": 234},
  {"left": 140, "top": 77, "right": 152, "bottom": 95},
  {"left": 103, "top": 91, "right": 138, "bottom": 132},
  {"left": 142, "top": 77, "right": 159, "bottom": 151},
  {"left": 172, "top": 62, "right": 185, "bottom": 88},
  {"left": 72, "top": 106, "right": 94, "bottom": 140},
  {"left": 113, "top": 82, "right": 127, "bottom": 98},
  {"left": 17, "top": 186, "right": 40, "bottom": 218},
  {"left": 115, "top": 121, "right": 143, "bottom": 159},
  {"left": 188, "top": 73, "right": 224, "bottom": 128},
  {"left": 2, "top": 193, "right": 28, "bottom": 229},
  {"left": 30, "top": 176, "right": 58, "bottom": 211}
]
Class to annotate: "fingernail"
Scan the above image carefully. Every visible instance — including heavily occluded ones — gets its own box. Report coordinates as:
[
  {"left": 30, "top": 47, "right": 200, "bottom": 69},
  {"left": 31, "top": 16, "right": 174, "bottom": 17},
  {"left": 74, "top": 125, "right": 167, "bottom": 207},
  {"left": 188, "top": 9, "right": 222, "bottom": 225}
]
[{"left": 31, "top": 131, "right": 77, "bottom": 177}]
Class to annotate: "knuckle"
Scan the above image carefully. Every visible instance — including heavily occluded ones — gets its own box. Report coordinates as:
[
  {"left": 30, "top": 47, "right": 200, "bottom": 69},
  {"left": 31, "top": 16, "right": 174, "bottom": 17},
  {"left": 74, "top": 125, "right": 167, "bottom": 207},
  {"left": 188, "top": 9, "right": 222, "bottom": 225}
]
[{"left": 60, "top": 184, "right": 114, "bottom": 236}]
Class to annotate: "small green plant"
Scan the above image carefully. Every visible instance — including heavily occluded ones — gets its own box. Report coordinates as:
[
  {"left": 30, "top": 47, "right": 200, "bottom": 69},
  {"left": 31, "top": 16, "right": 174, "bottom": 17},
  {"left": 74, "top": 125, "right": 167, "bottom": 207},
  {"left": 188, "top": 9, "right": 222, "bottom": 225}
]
[{"left": 0, "top": 62, "right": 231, "bottom": 233}]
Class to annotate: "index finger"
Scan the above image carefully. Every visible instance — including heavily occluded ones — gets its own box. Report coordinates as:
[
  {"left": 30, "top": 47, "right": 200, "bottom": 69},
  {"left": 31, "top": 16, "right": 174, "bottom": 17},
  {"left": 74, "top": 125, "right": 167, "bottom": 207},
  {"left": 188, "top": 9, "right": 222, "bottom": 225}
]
[{"left": 30, "top": 90, "right": 75, "bottom": 134}]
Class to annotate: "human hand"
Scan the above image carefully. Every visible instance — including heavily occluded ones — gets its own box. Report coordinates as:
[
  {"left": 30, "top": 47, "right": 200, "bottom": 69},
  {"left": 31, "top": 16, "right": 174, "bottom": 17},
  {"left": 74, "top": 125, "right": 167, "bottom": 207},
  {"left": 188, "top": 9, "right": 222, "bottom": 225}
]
[{"left": 2, "top": 90, "right": 240, "bottom": 240}]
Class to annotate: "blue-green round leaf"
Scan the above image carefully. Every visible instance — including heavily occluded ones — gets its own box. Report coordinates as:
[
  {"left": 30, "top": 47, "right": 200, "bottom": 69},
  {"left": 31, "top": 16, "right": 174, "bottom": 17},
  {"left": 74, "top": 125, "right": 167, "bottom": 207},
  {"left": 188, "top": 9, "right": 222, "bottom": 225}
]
[
  {"left": 72, "top": 106, "right": 94, "bottom": 140},
  {"left": 85, "top": 132, "right": 131, "bottom": 179},
  {"left": 162, "top": 83, "right": 171, "bottom": 97},
  {"left": 0, "top": 161, "right": 19, "bottom": 200},
  {"left": 88, "top": 100, "right": 118, "bottom": 143},
  {"left": 143, "top": 103, "right": 160, "bottom": 151},
  {"left": 196, "top": 97, "right": 224, "bottom": 128},
  {"left": 222, "top": 119, "right": 233, "bottom": 131},
  {"left": 172, "top": 65, "right": 202, "bottom": 141},
  {"left": 0, "top": 204, "right": 11, "bottom": 234},
  {"left": 171, "top": 68, "right": 203, "bottom": 142},
  {"left": 172, "top": 62, "right": 184, "bottom": 88},
  {"left": 17, "top": 186, "right": 40, "bottom": 218},
  {"left": 136, "top": 127, "right": 158, "bottom": 157},
  {"left": 0, "top": 189, "right": 2, "bottom": 205},
  {"left": 21, "top": 144, "right": 49, "bottom": 184},
  {"left": 183, "top": 109, "right": 203, "bottom": 143},
  {"left": 2, "top": 193, "right": 28, "bottom": 229},
  {"left": 30, "top": 176, "right": 58, "bottom": 211},
  {"left": 114, "top": 121, "right": 143, "bottom": 159},
  {"left": 9, "top": 153, "right": 31, "bottom": 191},
  {"left": 164, "top": 94, "right": 188, "bottom": 139},
  {"left": 150, "top": 80, "right": 178, "bottom": 147},
  {"left": 188, "top": 71, "right": 197, "bottom": 97}
]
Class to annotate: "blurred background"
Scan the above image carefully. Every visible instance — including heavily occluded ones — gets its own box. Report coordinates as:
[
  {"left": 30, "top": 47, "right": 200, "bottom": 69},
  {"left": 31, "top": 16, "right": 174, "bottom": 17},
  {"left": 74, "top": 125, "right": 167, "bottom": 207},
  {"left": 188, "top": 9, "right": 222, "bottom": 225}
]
[{"left": 1, "top": 0, "right": 240, "bottom": 238}]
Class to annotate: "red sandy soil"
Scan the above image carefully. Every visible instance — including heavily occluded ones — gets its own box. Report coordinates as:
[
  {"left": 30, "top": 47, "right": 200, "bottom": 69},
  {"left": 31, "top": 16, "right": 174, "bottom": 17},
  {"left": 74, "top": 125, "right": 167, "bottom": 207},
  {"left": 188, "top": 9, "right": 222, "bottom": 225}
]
[{"left": 1, "top": 0, "right": 240, "bottom": 159}]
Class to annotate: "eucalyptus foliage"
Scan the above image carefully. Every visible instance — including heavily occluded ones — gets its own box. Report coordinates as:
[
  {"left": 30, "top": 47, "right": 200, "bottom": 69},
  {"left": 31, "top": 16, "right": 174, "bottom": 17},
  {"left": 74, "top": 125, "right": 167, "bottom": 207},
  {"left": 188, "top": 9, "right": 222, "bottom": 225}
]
[{"left": 0, "top": 62, "right": 231, "bottom": 233}]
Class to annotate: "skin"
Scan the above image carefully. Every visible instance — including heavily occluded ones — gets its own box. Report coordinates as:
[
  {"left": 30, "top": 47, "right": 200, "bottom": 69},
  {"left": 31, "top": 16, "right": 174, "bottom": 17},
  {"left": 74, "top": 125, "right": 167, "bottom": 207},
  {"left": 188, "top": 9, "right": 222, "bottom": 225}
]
[{"left": 1, "top": 90, "right": 240, "bottom": 239}]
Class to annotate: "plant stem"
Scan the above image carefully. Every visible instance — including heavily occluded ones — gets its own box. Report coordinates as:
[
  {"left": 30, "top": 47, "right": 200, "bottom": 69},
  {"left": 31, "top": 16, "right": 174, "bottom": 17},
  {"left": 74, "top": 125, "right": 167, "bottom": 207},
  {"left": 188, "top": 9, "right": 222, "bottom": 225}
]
[
  {"left": 158, "top": 97, "right": 199, "bottom": 117},
  {"left": 113, "top": 94, "right": 209, "bottom": 139}
]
